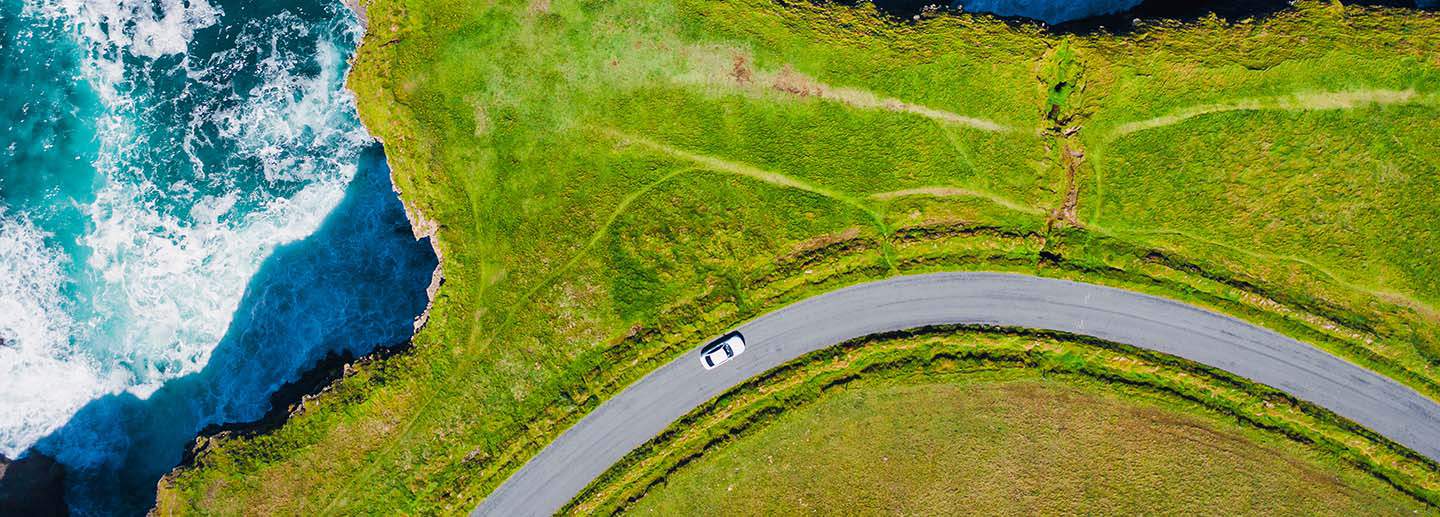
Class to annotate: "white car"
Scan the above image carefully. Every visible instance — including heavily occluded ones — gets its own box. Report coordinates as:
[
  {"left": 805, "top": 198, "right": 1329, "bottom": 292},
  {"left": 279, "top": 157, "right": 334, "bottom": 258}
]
[{"left": 700, "top": 332, "right": 746, "bottom": 370}]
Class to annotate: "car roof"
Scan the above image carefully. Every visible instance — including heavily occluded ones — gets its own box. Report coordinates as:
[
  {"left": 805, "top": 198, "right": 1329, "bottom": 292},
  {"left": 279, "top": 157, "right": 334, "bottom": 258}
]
[{"left": 702, "top": 332, "right": 742, "bottom": 352}]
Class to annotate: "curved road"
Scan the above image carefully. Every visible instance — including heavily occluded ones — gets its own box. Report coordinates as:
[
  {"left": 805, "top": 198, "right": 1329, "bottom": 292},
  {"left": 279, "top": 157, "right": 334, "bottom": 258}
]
[{"left": 474, "top": 272, "right": 1440, "bottom": 516}]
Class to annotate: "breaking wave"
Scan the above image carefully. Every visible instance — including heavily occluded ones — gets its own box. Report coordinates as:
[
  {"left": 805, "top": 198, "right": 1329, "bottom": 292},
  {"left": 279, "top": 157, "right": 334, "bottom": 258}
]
[
  {"left": 0, "top": 0, "right": 437, "bottom": 513},
  {"left": 0, "top": 0, "right": 367, "bottom": 457},
  {"left": 0, "top": 213, "right": 95, "bottom": 459}
]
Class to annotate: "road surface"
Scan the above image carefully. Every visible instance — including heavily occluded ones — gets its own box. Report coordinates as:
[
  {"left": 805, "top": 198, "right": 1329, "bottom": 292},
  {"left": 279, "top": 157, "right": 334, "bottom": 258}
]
[{"left": 474, "top": 272, "right": 1440, "bottom": 516}]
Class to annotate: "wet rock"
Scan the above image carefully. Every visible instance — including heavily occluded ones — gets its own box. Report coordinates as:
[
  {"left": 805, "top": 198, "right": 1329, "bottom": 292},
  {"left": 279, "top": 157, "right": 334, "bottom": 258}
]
[{"left": 0, "top": 452, "right": 67, "bottom": 517}]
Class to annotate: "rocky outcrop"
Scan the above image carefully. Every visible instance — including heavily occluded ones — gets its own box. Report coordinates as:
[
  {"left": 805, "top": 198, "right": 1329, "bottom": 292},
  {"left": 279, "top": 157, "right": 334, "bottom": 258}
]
[
  {"left": 0, "top": 452, "right": 66, "bottom": 517},
  {"left": 164, "top": 341, "right": 414, "bottom": 486}
]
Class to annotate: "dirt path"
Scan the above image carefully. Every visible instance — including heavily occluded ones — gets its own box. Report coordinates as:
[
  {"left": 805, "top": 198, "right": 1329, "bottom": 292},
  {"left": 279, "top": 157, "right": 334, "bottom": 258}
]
[
  {"left": 1107, "top": 89, "right": 1429, "bottom": 138},
  {"left": 869, "top": 186, "right": 1044, "bottom": 215},
  {"left": 1054, "top": 143, "right": 1083, "bottom": 226},
  {"left": 683, "top": 50, "right": 1013, "bottom": 133},
  {"left": 596, "top": 127, "right": 880, "bottom": 219},
  {"left": 815, "top": 81, "right": 1013, "bottom": 132}
]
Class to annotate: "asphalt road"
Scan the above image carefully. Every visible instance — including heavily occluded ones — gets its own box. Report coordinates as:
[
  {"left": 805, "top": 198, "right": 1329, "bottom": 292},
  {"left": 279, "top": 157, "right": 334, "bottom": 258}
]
[{"left": 473, "top": 272, "right": 1440, "bottom": 516}]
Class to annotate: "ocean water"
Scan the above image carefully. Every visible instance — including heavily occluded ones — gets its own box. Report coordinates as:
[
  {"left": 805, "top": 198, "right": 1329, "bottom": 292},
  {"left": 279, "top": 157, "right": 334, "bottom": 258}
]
[
  {"left": 959, "top": 0, "right": 1143, "bottom": 24},
  {"left": 0, "top": 0, "right": 436, "bottom": 514}
]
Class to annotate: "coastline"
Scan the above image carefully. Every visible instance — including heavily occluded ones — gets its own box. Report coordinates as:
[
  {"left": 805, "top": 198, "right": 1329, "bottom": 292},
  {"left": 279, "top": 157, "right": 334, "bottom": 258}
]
[
  {"left": 154, "top": 0, "right": 445, "bottom": 509},
  {"left": 380, "top": 145, "right": 446, "bottom": 332},
  {"left": 159, "top": 340, "right": 415, "bottom": 487},
  {"left": 343, "top": 0, "right": 446, "bottom": 332},
  {"left": 342, "top": 0, "right": 368, "bottom": 25}
]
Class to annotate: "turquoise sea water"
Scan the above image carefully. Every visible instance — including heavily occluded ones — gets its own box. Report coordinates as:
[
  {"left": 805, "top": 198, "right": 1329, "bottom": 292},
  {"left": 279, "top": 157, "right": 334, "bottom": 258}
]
[{"left": 0, "top": 0, "right": 436, "bottom": 514}]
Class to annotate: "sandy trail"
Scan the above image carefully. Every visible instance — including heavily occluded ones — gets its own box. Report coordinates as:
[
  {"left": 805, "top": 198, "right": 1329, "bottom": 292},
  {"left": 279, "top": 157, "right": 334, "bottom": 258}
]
[
  {"left": 1108, "top": 89, "right": 1429, "bottom": 138},
  {"left": 869, "top": 186, "right": 1043, "bottom": 215},
  {"left": 596, "top": 127, "right": 872, "bottom": 214},
  {"left": 679, "top": 48, "right": 1013, "bottom": 133}
]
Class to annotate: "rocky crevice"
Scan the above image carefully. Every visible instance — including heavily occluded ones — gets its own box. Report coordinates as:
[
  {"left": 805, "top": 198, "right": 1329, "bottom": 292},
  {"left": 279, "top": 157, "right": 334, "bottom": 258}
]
[{"left": 1037, "top": 40, "right": 1094, "bottom": 230}]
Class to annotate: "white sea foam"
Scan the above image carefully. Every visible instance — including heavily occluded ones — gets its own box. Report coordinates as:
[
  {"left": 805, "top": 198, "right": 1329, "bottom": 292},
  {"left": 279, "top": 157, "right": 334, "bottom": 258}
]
[
  {"left": 210, "top": 19, "right": 371, "bottom": 185},
  {"left": 0, "top": 213, "right": 104, "bottom": 459},
  {"left": 82, "top": 179, "right": 348, "bottom": 396},
  {"left": 38, "top": 0, "right": 221, "bottom": 58},
  {"left": 72, "top": 4, "right": 367, "bottom": 394},
  {"left": 33, "top": 0, "right": 221, "bottom": 106},
  {"left": 0, "top": 0, "right": 371, "bottom": 457}
]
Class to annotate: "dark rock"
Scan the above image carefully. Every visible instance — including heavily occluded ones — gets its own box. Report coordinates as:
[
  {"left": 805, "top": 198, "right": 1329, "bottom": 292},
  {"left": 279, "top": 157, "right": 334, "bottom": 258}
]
[
  {"left": 174, "top": 341, "right": 413, "bottom": 470},
  {"left": 0, "top": 452, "right": 67, "bottom": 517}
]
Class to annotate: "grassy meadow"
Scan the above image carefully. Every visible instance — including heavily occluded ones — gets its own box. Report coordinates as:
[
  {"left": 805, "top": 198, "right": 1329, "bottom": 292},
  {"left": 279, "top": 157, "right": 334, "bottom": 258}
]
[
  {"left": 152, "top": 0, "right": 1440, "bottom": 514},
  {"left": 620, "top": 380, "right": 1424, "bottom": 515}
]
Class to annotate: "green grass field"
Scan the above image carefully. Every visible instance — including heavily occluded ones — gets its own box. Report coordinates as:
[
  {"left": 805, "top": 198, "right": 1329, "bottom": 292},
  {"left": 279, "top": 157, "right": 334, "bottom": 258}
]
[
  {"left": 153, "top": 1, "right": 1440, "bottom": 513},
  {"left": 625, "top": 380, "right": 1424, "bottom": 515}
]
